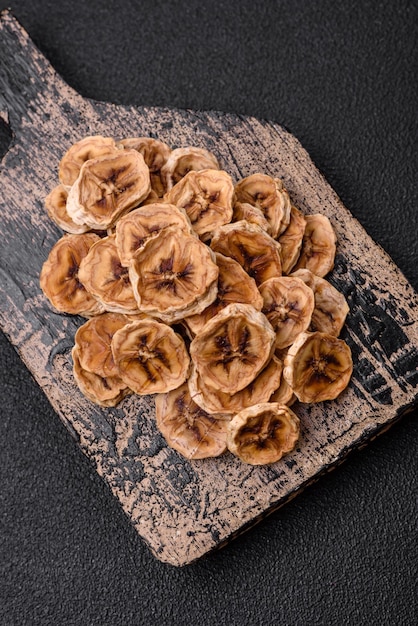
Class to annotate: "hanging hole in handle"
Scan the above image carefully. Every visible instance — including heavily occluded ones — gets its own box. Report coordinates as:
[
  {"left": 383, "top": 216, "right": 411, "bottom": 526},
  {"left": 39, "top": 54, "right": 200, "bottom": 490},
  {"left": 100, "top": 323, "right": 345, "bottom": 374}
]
[{"left": 0, "top": 112, "right": 13, "bottom": 161}]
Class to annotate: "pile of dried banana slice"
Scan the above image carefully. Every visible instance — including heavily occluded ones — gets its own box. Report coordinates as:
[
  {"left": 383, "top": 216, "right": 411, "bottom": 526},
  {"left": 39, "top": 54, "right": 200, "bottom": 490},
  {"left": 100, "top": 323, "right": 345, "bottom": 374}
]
[{"left": 40, "top": 135, "right": 353, "bottom": 465}]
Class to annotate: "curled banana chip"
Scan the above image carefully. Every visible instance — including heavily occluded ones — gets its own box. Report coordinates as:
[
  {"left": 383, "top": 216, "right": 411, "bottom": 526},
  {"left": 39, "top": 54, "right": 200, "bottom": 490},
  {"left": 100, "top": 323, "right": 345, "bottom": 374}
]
[
  {"left": 40, "top": 233, "right": 105, "bottom": 317},
  {"left": 293, "top": 214, "right": 336, "bottom": 277},
  {"left": 45, "top": 184, "right": 91, "bottom": 234},
  {"left": 66, "top": 149, "right": 151, "bottom": 230},
  {"left": 128, "top": 228, "right": 219, "bottom": 323},
  {"left": 283, "top": 331, "right": 353, "bottom": 403},
  {"left": 162, "top": 146, "right": 220, "bottom": 191},
  {"left": 292, "top": 268, "right": 349, "bottom": 336},
  {"left": 155, "top": 383, "right": 229, "bottom": 460},
  {"left": 118, "top": 136, "right": 171, "bottom": 197},
  {"left": 189, "top": 303, "right": 276, "bottom": 395},
  {"left": 111, "top": 318, "right": 190, "bottom": 394},
  {"left": 72, "top": 345, "right": 130, "bottom": 407},
  {"left": 234, "top": 174, "right": 291, "bottom": 238},
  {"left": 115, "top": 202, "right": 193, "bottom": 267},
  {"left": 210, "top": 220, "right": 282, "bottom": 285},
  {"left": 259, "top": 276, "right": 315, "bottom": 349},
  {"left": 185, "top": 252, "right": 263, "bottom": 335},
  {"left": 226, "top": 402, "right": 300, "bottom": 465},
  {"left": 165, "top": 169, "right": 234, "bottom": 241},
  {"left": 232, "top": 201, "right": 272, "bottom": 234},
  {"left": 59, "top": 135, "right": 118, "bottom": 188},
  {"left": 78, "top": 234, "right": 139, "bottom": 314},
  {"left": 277, "top": 205, "right": 306, "bottom": 275}
]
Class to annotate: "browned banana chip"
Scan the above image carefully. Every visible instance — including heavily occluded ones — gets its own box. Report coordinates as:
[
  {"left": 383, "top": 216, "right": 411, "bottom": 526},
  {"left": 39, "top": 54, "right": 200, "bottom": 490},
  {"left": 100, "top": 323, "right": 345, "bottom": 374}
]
[
  {"left": 72, "top": 345, "right": 130, "bottom": 407},
  {"left": 161, "top": 146, "right": 220, "bottom": 191},
  {"left": 292, "top": 268, "right": 349, "bottom": 336},
  {"left": 115, "top": 202, "right": 193, "bottom": 267},
  {"left": 188, "top": 356, "right": 283, "bottom": 417},
  {"left": 226, "top": 402, "right": 300, "bottom": 465},
  {"left": 40, "top": 233, "right": 105, "bottom": 317},
  {"left": 59, "top": 135, "right": 118, "bottom": 188},
  {"left": 78, "top": 234, "right": 139, "bottom": 314},
  {"left": 74, "top": 312, "right": 135, "bottom": 378},
  {"left": 165, "top": 169, "right": 234, "bottom": 241},
  {"left": 292, "top": 214, "right": 336, "bottom": 277},
  {"left": 118, "top": 137, "right": 171, "bottom": 197},
  {"left": 210, "top": 220, "right": 282, "bottom": 285},
  {"left": 128, "top": 228, "right": 219, "bottom": 323},
  {"left": 277, "top": 205, "right": 306, "bottom": 274},
  {"left": 232, "top": 201, "right": 272, "bottom": 234},
  {"left": 111, "top": 318, "right": 190, "bottom": 395},
  {"left": 234, "top": 173, "right": 291, "bottom": 238},
  {"left": 185, "top": 252, "right": 263, "bottom": 335},
  {"left": 259, "top": 276, "right": 315, "bottom": 349},
  {"left": 189, "top": 303, "right": 276, "bottom": 395},
  {"left": 45, "top": 184, "right": 91, "bottom": 234},
  {"left": 283, "top": 331, "right": 353, "bottom": 403},
  {"left": 155, "top": 383, "right": 229, "bottom": 460},
  {"left": 66, "top": 149, "right": 151, "bottom": 230}
]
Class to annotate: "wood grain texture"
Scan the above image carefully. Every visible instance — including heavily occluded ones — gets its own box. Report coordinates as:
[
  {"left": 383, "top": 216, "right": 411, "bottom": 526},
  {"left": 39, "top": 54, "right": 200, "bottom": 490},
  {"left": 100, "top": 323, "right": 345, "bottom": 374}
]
[{"left": 0, "top": 11, "right": 417, "bottom": 566}]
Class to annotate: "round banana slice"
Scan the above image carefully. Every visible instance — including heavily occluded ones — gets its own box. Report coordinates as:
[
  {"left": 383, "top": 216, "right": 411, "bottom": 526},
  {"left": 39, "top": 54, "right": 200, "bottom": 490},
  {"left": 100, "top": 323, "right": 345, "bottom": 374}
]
[
  {"left": 72, "top": 345, "right": 130, "bottom": 407},
  {"left": 188, "top": 356, "right": 283, "bottom": 417},
  {"left": 115, "top": 202, "right": 193, "bottom": 267},
  {"left": 292, "top": 269, "right": 349, "bottom": 336},
  {"left": 277, "top": 205, "right": 306, "bottom": 275},
  {"left": 234, "top": 174, "right": 291, "bottom": 238},
  {"left": 232, "top": 201, "right": 272, "bottom": 234},
  {"left": 45, "top": 184, "right": 91, "bottom": 234},
  {"left": 40, "top": 233, "right": 105, "bottom": 317},
  {"left": 128, "top": 228, "right": 219, "bottom": 323},
  {"left": 78, "top": 234, "right": 139, "bottom": 314},
  {"left": 210, "top": 220, "right": 282, "bottom": 285},
  {"left": 161, "top": 146, "right": 220, "bottom": 192},
  {"left": 189, "top": 303, "right": 276, "bottom": 395},
  {"left": 259, "top": 276, "right": 315, "bottom": 349},
  {"left": 74, "top": 312, "right": 134, "bottom": 378},
  {"left": 111, "top": 318, "right": 190, "bottom": 395},
  {"left": 283, "top": 331, "right": 353, "bottom": 403},
  {"left": 66, "top": 149, "right": 151, "bottom": 230},
  {"left": 292, "top": 214, "right": 336, "bottom": 277},
  {"left": 118, "top": 136, "right": 171, "bottom": 197},
  {"left": 185, "top": 252, "right": 263, "bottom": 335},
  {"left": 155, "top": 383, "right": 229, "bottom": 460},
  {"left": 226, "top": 402, "right": 300, "bottom": 465},
  {"left": 165, "top": 169, "right": 234, "bottom": 241},
  {"left": 59, "top": 135, "right": 118, "bottom": 188}
]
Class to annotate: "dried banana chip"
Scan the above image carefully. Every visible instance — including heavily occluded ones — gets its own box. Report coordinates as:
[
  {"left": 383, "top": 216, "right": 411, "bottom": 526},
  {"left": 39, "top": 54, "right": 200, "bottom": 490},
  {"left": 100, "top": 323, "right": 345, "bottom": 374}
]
[
  {"left": 59, "top": 135, "right": 118, "bottom": 188},
  {"left": 189, "top": 303, "right": 276, "bottom": 395},
  {"left": 188, "top": 355, "right": 283, "bottom": 417},
  {"left": 40, "top": 233, "right": 105, "bottom": 317},
  {"left": 115, "top": 202, "right": 193, "bottom": 267},
  {"left": 292, "top": 214, "right": 336, "bottom": 277},
  {"left": 66, "top": 149, "right": 151, "bottom": 230},
  {"left": 128, "top": 228, "right": 219, "bottom": 323},
  {"left": 277, "top": 205, "right": 306, "bottom": 275},
  {"left": 184, "top": 252, "right": 263, "bottom": 335},
  {"left": 165, "top": 168, "right": 234, "bottom": 241},
  {"left": 118, "top": 136, "right": 171, "bottom": 197},
  {"left": 210, "top": 220, "right": 282, "bottom": 285},
  {"left": 155, "top": 383, "right": 229, "bottom": 459},
  {"left": 234, "top": 173, "right": 291, "bottom": 238},
  {"left": 162, "top": 146, "right": 220, "bottom": 191},
  {"left": 283, "top": 331, "right": 353, "bottom": 403},
  {"left": 45, "top": 184, "right": 91, "bottom": 234},
  {"left": 226, "top": 402, "right": 300, "bottom": 465},
  {"left": 111, "top": 318, "right": 190, "bottom": 394},
  {"left": 232, "top": 201, "right": 272, "bottom": 234},
  {"left": 292, "top": 268, "right": 349, "bottom": 336},
  {"left": 72, "top": 345, "right": 130, "bottom": 407},
  {"left": 259, "top": 276, "right": 315, "bottom": 349},
  {"left": 78, "top": 234, "right": 139, "bottom": 314}
]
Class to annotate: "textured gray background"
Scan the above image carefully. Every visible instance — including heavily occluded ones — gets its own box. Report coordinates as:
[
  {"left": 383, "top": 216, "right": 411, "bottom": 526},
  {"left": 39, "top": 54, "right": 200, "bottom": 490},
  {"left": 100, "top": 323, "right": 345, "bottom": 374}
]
[{"left": 0, "top": 1, "right": 417, "bottom": 625}]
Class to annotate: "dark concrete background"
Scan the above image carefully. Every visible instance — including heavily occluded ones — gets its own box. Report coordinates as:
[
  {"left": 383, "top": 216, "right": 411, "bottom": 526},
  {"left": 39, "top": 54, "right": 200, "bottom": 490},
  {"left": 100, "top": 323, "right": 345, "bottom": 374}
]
[{"left": 0, "top": 1, "right": 417, "bottom": 624}]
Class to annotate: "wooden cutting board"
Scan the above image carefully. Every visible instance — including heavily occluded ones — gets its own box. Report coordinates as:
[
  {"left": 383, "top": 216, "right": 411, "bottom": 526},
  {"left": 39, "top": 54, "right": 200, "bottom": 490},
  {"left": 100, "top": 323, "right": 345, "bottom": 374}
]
[{"left": 1, "top": 11, "right": 417, "bottom": 566}]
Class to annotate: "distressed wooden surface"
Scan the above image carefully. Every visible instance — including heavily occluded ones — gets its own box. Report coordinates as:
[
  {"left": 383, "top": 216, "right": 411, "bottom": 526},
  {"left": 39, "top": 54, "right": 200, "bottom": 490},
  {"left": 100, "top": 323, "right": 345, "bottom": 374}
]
[{"left": 0, "top": 11, "right": 417, "bottom": 566}]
